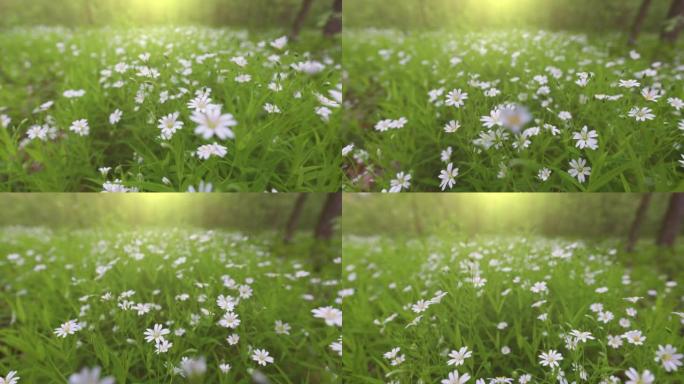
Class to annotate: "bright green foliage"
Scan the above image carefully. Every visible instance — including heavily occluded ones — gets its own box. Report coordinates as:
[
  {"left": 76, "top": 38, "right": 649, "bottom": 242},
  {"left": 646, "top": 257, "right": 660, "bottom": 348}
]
[
  {"left": 342, "top": 30, "right": 684, "bottom": 192},
  {"left": 0, "top": 27, "right": 341, "bottom": 192},
  {"left": 343, "top": 235, "right": 684, "bottom": 382},
  {"left": 0, "top": 227, "right": 341, "bottom": 383}
]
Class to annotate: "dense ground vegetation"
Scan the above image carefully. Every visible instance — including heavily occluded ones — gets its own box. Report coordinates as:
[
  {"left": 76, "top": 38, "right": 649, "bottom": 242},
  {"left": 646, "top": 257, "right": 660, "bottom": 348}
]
[
  {"left": 343, "top": 234, "right": 684, "bottom": 383},
  {"left": 0, "top": 227, "right": 342, "bottom": 383},
  {"left": 0, "top": 27, "right": 341, "bottom": 191}
]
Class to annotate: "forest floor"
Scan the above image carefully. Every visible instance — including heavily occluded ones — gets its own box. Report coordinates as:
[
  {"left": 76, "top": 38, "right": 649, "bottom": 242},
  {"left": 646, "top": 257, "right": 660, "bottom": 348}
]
[
  {"left": 342, "top": 234, "right": 684, "bottom": 383},
  {"left": 0, "top": 226, "right": 341, "bottom": 383},
  {"left": 0, "top": 27, "right": 341, "bottom": 192},
  {"left": 342, "top": 30, "right": 684, "bottom": 192}
]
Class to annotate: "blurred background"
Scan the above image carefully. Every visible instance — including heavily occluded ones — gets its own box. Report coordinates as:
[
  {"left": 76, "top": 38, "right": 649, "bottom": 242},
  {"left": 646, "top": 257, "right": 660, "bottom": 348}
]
[
  {"left": 0, "top": 193, "right": 341, "bottom": 240},
  {"left": 0, "top": 0, "right": 341, "bottom": 34},
  {"left": 345, "top": 0, "right": 684, "bottom": 38},
  {"left": 343, "top": 193, "right": 684, "bottom": 251}
]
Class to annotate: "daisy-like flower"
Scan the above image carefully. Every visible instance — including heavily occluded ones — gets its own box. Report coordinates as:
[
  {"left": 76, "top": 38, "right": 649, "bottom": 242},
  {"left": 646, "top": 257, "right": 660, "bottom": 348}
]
[
  {"left": 218, "top": 312, "right": 241, "bottom": 329},
  {"left": 27, "top": 125, "right": 48, "bottom": 141},
  {"left": 655, "top": 344, "right": 683, "bottom": 372},
  {"left": 607, "top": 334, "right": 623, "bottom": 348},
  {"left": 441, "top": 370, "right": 471, "bottom": 384},
  {"left": 537, "top": 167, "right": 551, "bottom": 182},
  {"left": 445, "top": 88, "right": 468, "bottom": 108},
  {"left": 54, "top": 319, "right": 81, "bottom": 338},
  {"left": 668, "top": 97, "right": 684, "bottom": 110},
  {"left": 389, "top": 172, "right": 411, "bottom": 193},
  {"left": 558, "top": 111, "right": 572, "bottom": 121},
  {"left": 312, "top": 306, "right": 342, "bottom": 327},
  {"left": 0, "top": 114, "right": 11, "bottom": 128},
  {"left": 180, "top": 357, "right": 207, "bottom": 378},
  {"left": 143, "top": 324, "right": 169, "bottom": 344},
  {"left": 219, "top": 363, "right": 231, "bottom": 373},
  {"left": 68, "top": 367, "right": 114, "bottom": 384},
  {"left": 154, "top": 339, "right": 173, "bottom": 354},
  {"left": 618, "top": 79, "right": 640, "bottom": 88},
  {"left": 624, "top": 368, "right": 654, "bottom": 384},
  {"left": 192, "top": 105, "right": 237, "bottom": 140},
  {"left": 187, "top": 93, "right": 212, "bottom": 112},
  {"left": 187, "top": 180, "right": 212, "bottom": 193},
  {"left": 69, "top": 119, "right": 89, "bottom": 136},
  {"left": 500, "top": 105, "right": 532, "bottom": 132},
  {"left": 158, "top": 112, "right": 183, "bottom": 140},
  {"left": 568, "top": 158, "right": 591, "bottom": 183},
  {"left": 628, "top": 107, "right": 655, "bottom": 122},
  {"left": 539, "top": 349, "right": 563, "bottom": 369},
  {"left": 573, "top": 126, "right": 598, "bottom": 150},
  {"left": 623, "top": 330, "right": 646, "bottom": 345},
  {"left": 569, "top": 330, "right": 595, "bottom": 343},
  {"left": 447, "top": 347, "right": 472, "bottom": 366},
  {"left": 227, "top": 333, "right": 240, "bottom": 345},
  {"left": 196, "top": 143, "right": 228, "bottom": 160},
  {"left": 270, "top": 36, "right": 288, "bottom": 50},
  {"left": 216, "top": 294, "right": 236, "bottom": 311},
  {"left": 274, "top": 320, "right": 291, "bottom": 335},
  {"left": 109, "top": 109, "right": 122, "bottom": 125},
  {"left": 330, "top": 337, "right": 342, "bottom": 356},
  {"left": 438, "top": 163, "right": 459, "bottom": 191},
  {"left": 0, "top": 371, "right": 19, "bottom": 384},
  {"left": 444, "top": 120, "right": 461, "bottom": 133},
  {"left": 251, "top": 349, "right": 274, "bottom": 366},
  {"left": 411, "top": 299, "right": 430, "bottom": 313},
  {"left": 263, "top": 103, "right": 281, "bottom": 114}
]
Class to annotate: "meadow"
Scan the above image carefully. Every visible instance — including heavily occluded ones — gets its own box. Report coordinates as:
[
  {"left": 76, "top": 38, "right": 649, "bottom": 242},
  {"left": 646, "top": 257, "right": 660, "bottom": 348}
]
[
  {"left": 0, "top": 27, "right": 341, "bottom": 192},
  {"left": 342, "top": 235, "right": 684, "bottom": 383},
  {"left": 0, "top": 226, "right": 341, "bottom": 383},
  {"left": 342, "top": 30, "right": 684, "bottom": 192}
]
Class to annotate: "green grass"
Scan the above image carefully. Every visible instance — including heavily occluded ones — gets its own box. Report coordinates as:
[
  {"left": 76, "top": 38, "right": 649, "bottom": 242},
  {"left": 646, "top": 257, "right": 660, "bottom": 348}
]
[
  {"left": 342, "top": 234, "right": 684, "bottom": 383},
  {"left": 342, "top": 29, "right": 684, "bottom": 192},
  {"left": 0, "top": 226, "right": 341, "bottom": 383},
  {"left": 0, "top": 27, "right": 341, "bottom": 192}
]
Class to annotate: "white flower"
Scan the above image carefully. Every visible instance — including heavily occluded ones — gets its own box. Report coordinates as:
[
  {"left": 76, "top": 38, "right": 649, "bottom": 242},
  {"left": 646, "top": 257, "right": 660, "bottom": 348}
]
[
  {"left": 668, "top": 97, "right": 684, "bottom": 110},
  {"left": 68, "top": 367, "right": 114, "bottom": 384},
  {"left": 342, "top": 144, "right": 354, "bottom": 156},
  {"left": 251, "top": 349, "right": 274, "bottom": 366},
  {"left": 438, "top": 163, "right": 459, "bottom": 190},
  {"left": 537, "top": 167, "right": 551, "bottom": 182},
  {"left": 216, "top": 295, "right": 236, "bottom": 311},
  {"left": 158, "top": 112, "right": 183, "bottom": 140},
  {"left": 196, "top": 143, "right": 228, "bottom": 160},
  {"left": 558, "top": 111, "right": 572, "bottom": 121},
  {"left": 445, "top": 89, "right": 468, "bottom": 108},
  {"left": 568, "top": 158, "right": 591, "bottom": 183},
  {"left": 441, "top": 370, "right": 471, "bottom": 384},
  {"left": 219, "top": 363, "right": 231, "bottom": 373},
  {"left": 143, "top": 324, "right": 169, "bottom": 344},
  {"left": 500, "top": 105, "right": 532, "bottom": 132},
  {"left": 539, "top": 349, "right": 563, "bottom": 369},
  {"left": 389, "top": 171, "right": 411, "bottom": 193},
  {"left": 27, "top": 125, "right": 49, "bottom": 141},
  {"left": 447, "top": 347, "right": 472, "bottom": 366},
  {"left": 655, "top": 344, "right": 682, "bottom": 372},
  {"left": 607, "top": 334, "right": 623, "bottom": 349},
  {"left": 444, "top": 120, "right": 460, "bottom": 133},
  {"left": 628, "top": 107, "right": 655, "bottom": 122},
  {"left": 180, "top": 357, "right": 206, "bottom": 378},
  {"left": 374, "top": 117, "right": 407, "bottom": 131},
  {"left": 54, "top": 319, "right": 81, "bottom": 338},
  {"left": 263, "top": 103, "right": 281, "bottom": 114},
  {"left": 191, "top": 105, "right": 237, "bottom": 140},
  {"left": 270, "top": 36, "right": 288, "bottom": 50},
  {"left": 109, "top": 109, "right": 122, "bottom": 125},
  {"left": 624, "top": 368, "right": 654, "bottom": 384},
  {"left": 218, "top": 312, "right": 241, "bottom": 329},
  {"left": 274, "top": 320, "right": 291, "bottom": 335},
  {"left": 227, "top": 333, "right": 240, "bottom": 345},
  {"left": 187, "top": 180, "right": 213, "bottom": 193},
  {"left": 623, "top": 330, "right": 646, "bottom": 345},
  {"left": 312, "top": 306, "right": 342, "bottom": 327},
  {"left": 63, "top": 89, "right": 86, "bottom": 98},
  {"left": 291, "top": 60, "right": 325, "bottom": 74},
  {"left": 0, "top": 371, "right": 20, "bottom": 384},
  {"left": 618, "top": 79, "right": 640, "bottom": 88},
  {"left": 411, "top": 299, "right": 430, "bottom": 313},
  {"left": 154, "top": 339, "right": 173, "bottom": 354},
  {"left": 69, "top": 119, "right": 90, "bottom": 136},
  {"left": 572, "top": 126, "right": 598, "bottom": 150}
]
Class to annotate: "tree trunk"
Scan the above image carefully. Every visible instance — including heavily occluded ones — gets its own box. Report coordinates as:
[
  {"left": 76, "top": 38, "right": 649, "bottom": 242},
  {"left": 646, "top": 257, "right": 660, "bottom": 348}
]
[
  {"left": 314, "top": 193, "right": 342, "bottom": 240},
  {"left": 626, "top": 193, "right": 652, "bottom": 252},
  {"left": 628, "top": 0, "right": 653, "bottom": 45},
  {"left": 661, "top": 0, "right": 684, "bottom": 43},
  {"left": 283, "top": 193, "right": 308, "bottom": 243},
  {"left": 290, "top": 0, "right": 314, "bottom": 40},
  {"left": 323, "top": 0, "right": 342, "bottom": 37},
  {"left": 657, "top": 193, "right": 684, "bottom": 247}
]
